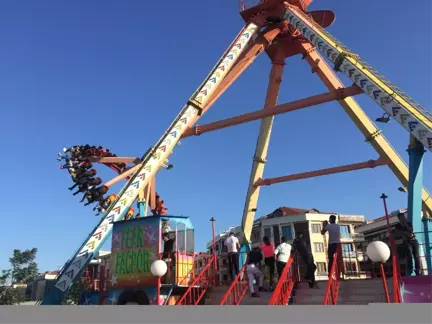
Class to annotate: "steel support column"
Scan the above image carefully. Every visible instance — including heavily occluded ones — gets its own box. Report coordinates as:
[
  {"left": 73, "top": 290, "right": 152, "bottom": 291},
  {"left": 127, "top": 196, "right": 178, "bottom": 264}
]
[{"left": 241, "top": 58, "right": 285, "bottom": 243}]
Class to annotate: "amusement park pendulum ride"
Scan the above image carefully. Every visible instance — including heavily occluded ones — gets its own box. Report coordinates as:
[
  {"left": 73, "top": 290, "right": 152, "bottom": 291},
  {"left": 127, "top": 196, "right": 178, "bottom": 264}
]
[{"left": 42, "top": 0, "right": 432, "bottom": 306}]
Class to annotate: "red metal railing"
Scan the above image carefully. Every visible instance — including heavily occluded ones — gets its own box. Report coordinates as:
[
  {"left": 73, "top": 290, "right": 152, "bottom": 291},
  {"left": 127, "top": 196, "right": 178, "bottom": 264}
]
[
  {"left": 175, "top": 255, "right": 217, "bottom": 305},
  {"left": 379, "top": 263, "right": 391, "bottom": 303},
  {"left": 389, "top": 239, "right": 402, "bottom": 303},
  {"left": 219, "top": 260, "right": 249, "bottom": 305},
  {"left": 380, "top": 195, "right": 402, "bottom": 303},
  {"left": 323, "top": 244, "right": 342, "bottom": 305},
  {"left": 268, "top": 254, "right": 296, "bottom": 305}
]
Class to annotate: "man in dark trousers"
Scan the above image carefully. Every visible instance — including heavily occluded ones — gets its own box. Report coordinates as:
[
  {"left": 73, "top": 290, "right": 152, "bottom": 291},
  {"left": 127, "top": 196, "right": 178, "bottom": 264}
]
[
  {"left": 224, "top": 232, "right": 240, "bottom": 281},
  {"left": 162, "top": 233, "right": 175, "bottom": 261},
  {"left": 394, "top": 212, "right": 421, "bottom": 276},
  {"left": 162, "top": 233, "right": 176, "bottom": 283},
  {"left": 321, "top": 215, "right": 341, "bottom": 276},
  {"left": 293, "top": 233, "right": 317, "bottom": 288},
  {"left": 246, "top": 247, "right": 265, "bottom": 297}
]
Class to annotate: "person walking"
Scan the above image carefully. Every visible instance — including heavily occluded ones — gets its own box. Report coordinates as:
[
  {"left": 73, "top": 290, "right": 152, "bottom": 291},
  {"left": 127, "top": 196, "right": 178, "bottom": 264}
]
[
  {"left": 293, "top": 233, "right": 317, "bottom": 288},
  {"left": 321, "top": 215, "right": 341, "bottom": 276},
  {"left": 246, "top": 247, "right": 265, "bottom": 298},
  {"left": 224, "top": 232, "right": 240, "bottom": 281},
  {"left": 274, "top": 236, "right": 292, "bottom": 279},
  {"left": 260, "top": 236, "right": 275, "bottom": 291},
  {"left": 394, "top": 212, "right": 421, "bottom": 276}
]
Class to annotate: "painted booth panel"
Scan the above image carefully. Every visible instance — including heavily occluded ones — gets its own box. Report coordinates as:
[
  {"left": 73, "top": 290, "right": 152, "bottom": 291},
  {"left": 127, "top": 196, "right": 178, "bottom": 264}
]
[{"left": 111, "top": 217, "right": 160, "bottom": 289}]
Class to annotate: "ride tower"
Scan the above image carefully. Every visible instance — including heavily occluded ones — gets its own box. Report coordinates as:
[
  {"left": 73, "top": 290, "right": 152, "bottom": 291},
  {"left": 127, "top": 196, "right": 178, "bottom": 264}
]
[
  {"left": 228, "top": 0, "right": 432, "bottom": 268},
  {"left": 43, "top": 0, "right": 431, "bottom": 304}
]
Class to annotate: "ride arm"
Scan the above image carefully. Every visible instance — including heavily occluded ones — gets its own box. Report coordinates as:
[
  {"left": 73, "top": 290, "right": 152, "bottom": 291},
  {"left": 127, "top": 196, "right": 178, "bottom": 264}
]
[
  {"left": 42, "top": 22, "right": 261, "bottom": 305},
  {"left": 283, "top": 4, "right": 432, "bottom": 151}
]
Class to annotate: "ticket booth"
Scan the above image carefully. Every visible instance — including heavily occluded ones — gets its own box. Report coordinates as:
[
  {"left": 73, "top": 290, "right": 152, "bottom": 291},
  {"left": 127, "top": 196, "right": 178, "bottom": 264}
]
[{"left": 79, "top": 215, "right": 195, "bottom": 305}]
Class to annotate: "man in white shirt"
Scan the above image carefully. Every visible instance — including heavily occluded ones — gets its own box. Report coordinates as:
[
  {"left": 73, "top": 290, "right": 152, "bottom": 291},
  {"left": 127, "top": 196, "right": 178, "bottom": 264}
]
[
  {"left": 274, "top": 236, "right": 292, "bottom": 278},
  {"left": 224, "top": 232, "right": 240, "bottom": 281},
  {"left": 321, "top": 215, "right": 341, "bottom": 275}
]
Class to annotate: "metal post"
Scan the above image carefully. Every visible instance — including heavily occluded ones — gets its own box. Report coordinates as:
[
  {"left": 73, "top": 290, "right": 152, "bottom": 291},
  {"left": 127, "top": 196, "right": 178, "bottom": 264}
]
[
  {"left": 138, "top": 201, "right": 146, "bottom": 217},
  {"left": 407, "top": 135, "right": 427, "bottom": 275},
  {"left": 422, "top": 218, "right": 432, "bottom": 274},
  {"left": 407, "top": 135, "right": 425, "bottom": 231},
  {"left": 210, "top": 217, "right": 217, "bottom": 285},
  {"left": 380, "top": 264, "right": 391, "bottom": 303},
  {"left": 380, "top": 193, "right": 401, "bottom": 303},
  {"left": 380, "top": 194, "right": 393, "bottom": 239},
  {"left": 157, "top": 276, "right": 161, "bottom": 305}
]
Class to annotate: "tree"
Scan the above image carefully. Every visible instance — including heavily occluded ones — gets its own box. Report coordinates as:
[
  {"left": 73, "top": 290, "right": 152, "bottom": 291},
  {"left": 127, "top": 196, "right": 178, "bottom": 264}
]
[
  {"left": 0, "top": 248, "right": 38, "bottom": 305},
  {"left": 61, "top": 279, "right": 90, "bottom": 305},
  {"left": 0, "top": 270, "right": 22, "bottom": 305},
  {"left": 9, "top": 248, "right": 38, "bottom": 283}
]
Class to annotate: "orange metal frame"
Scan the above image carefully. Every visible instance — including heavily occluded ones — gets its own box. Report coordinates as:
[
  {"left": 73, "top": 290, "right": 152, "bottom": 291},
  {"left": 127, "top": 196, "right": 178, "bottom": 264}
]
[
  {"left": 323, "top": 243, "right": 342, "bottom": 305},
  {"left": 182, "top": 85, "right": 362, "bottom": 138},
  {"left": 219, "top": 261, "right": 249, "bottom": 305},
  {"left": 90, "top": 156, "right": 157, "bottom": 214},
  {"left": 268, "top": 253, "right": 297, "bottom": 305},
  {"left": 175, "top": 255, "right": 217, "bottom": 305},
  {"left": 255, "top": 158, "right": 389, "bottom": 187}
]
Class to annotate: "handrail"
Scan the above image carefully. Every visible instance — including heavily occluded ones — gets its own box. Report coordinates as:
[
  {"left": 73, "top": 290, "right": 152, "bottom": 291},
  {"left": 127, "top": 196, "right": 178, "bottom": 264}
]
[
  {"left": 177, "top": 266, "right": 195, "bottom": 286},
  {"left": 380, "top": 194, "right": 402, "bottom": 303},
  {"left": 389, "top": 238, "right": 402, "bottom": 303},
  {"left": 219, "top": 259, "right": 249, "bottom": 305},
  {"left": 268, "top": 253, "right": 296, "bottom": 305},
  {"left": 175, "top": 255, "right": 216, "bottom": 305},
  {"left": 323, "top": 244, "right": 341, "bottom": 305}
]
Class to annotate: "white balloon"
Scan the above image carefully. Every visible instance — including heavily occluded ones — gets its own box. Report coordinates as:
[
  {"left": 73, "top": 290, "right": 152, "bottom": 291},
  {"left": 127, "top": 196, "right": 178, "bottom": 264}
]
[
  {"left": 366, "top": 241, "right": 391, "bottom": 263},
  {"left": 150, "top": 260, "right": 168, "bottom": 277}
]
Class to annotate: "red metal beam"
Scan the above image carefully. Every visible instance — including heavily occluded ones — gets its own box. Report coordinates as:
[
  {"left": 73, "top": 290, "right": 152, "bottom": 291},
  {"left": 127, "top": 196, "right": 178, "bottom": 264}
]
[
  {"left": 181, "top": 85, "right": 362, "bottom": 138},
  {"left": 254, "top": 157, "right": 389, "bottom": 187},
  {"left": 104, "top": 164, "right": 142, "bottom": 187}
]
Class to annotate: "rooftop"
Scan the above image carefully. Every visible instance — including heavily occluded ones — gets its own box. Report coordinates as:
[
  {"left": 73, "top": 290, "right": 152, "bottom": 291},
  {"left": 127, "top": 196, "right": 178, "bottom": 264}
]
[{"left": 265, "top": 206, "right": 337, "bottom": 218}]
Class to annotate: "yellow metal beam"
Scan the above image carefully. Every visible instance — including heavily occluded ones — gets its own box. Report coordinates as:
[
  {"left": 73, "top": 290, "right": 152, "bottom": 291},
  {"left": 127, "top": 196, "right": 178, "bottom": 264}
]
[
  {"left": 301, "top": 43, "right": 432, "bottom": 218},
  {"left": 241, "top": 62, "right": 285, "bottom": 243},
  {"left": 283, "top": 5, "right": 432, "bottom": 152}
]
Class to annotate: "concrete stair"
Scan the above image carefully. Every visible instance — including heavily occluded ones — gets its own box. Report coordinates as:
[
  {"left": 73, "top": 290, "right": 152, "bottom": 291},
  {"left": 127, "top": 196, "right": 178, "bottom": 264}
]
[
  {"left": 204, "top": 285, "right": 232, "bottom": 305},
  {"left": 204, "top": 283, "right": 274, "bottom": 305},
  {"left": 203, "top": 278, "right": 394, "bottom": 306},
  {"left": 293, "top": 279, "right": 394, "bottom": 305},
  {"left": 240, "top": 290, "right": 273, "bottom": 305}
]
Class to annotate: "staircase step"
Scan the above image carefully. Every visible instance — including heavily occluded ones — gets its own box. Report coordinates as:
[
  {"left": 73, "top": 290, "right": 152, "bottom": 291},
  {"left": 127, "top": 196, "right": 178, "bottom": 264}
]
[
  {"left": 292, "top": 279, "right": 395, "bottom": 305},
  {"left": 205, "top": 286, "right": 231, "bottom": 305},
  {"left": 241, "top": 291, "right": 274, "bottom": 305}
]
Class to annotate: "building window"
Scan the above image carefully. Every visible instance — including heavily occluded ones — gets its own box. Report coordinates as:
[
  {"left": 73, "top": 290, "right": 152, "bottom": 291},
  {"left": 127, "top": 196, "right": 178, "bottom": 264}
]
[
  {"left": 340, "top": 225, "right": 351, "bottom": 239},
  {"left": 281, "top": 226, "right": 292, "bottom": 241},
  {"left": 251, "top": 230, "right": 261, "bottom": 242},
  {"left": 345, "top": 262, "right": 357, "bottom": 272},
  {"left": 314, "top": 243, "right": 325, "bottom": 253},
  {"left": 342, "top": 243, "right": 354, "bottom": 258},
  {"left": 311, "top": 224, "right": 322, "bottom": 233},
  {"left": 264, "top": 227, "right": 272, "bottom": 239},
  {"left": 198, "top": 261, "right": 202, "bottom": 268},
  {"left": 223, "top": 274, "right": 228, "bottom": 281},
  {"left": 222, "top": 259, "right": 227, "bottom": 266},
  {"left": 316, "top": 262, "right": 327, "bottom": 273}
]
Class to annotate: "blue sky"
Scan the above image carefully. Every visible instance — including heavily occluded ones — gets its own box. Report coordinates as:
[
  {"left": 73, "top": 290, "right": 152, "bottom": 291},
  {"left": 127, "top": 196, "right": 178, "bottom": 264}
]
[{"left": 0, "top": 0, "right": 430, "bottom": 273}]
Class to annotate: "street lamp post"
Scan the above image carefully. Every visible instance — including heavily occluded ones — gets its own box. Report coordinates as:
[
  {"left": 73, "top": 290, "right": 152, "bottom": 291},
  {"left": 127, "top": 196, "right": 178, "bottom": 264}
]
[
  {"left": 366, "top": 241, "right": 391, "bottom": 303},
  {"left": 151, "top": 260, "right": 168, "bottom": 305},
  {"left": 210, "top": 217, "right": 217, "bottom": 285}
]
